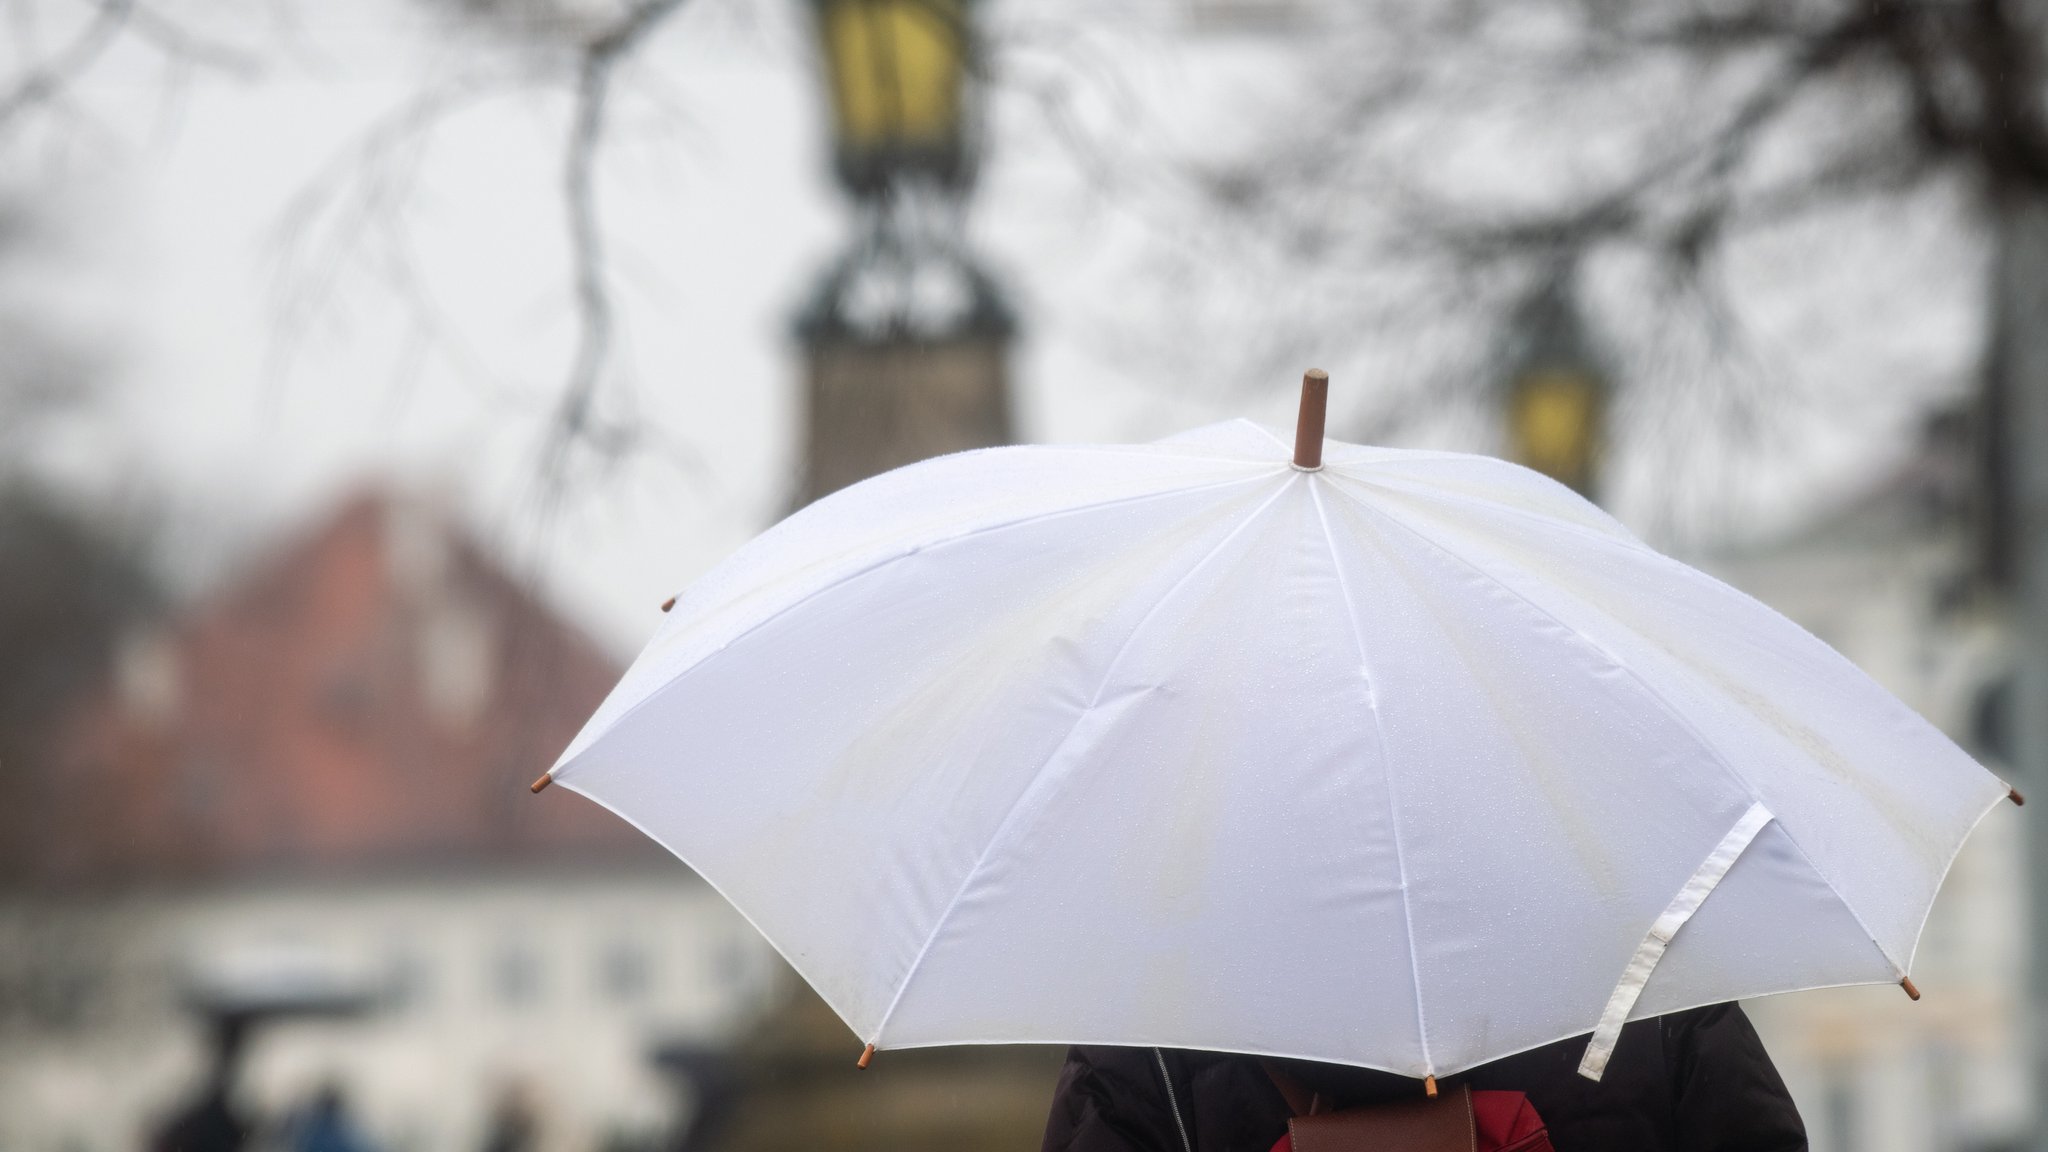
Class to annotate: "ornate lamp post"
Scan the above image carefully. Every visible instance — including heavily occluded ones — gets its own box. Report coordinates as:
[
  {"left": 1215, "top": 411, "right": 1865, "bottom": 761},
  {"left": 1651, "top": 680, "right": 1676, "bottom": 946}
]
[
  {"left": 795, "top": 0, "right": 1014, "bottom": 507},
  {"left": 814, "top": 0, "right": 971, "bottom": 194},
  {"left": 1503, "top": 272, "right": 1610, "bottom": 501}
]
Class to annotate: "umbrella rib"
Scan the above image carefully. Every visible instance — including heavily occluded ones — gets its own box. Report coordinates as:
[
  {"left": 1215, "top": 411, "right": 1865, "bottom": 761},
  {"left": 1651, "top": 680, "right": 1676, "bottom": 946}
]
[
  {"left": 1340, "top": 469, "right": 1648, "bottom": 552},
  {"left": 1306, "top": 480, "right": 1436, "bottom": 1079},
  {"left": 864, "top": 475, "right": 1302, "bottom": 1050},
  {"left": 554, "top": 469, "right": 1280, "bottom": 777},
  {"left": 1242, "top": 420, "right": 1291, "bottom": 451},
  {"left": 1320, "top": 479, "right": 1905, "bottom": 977}
]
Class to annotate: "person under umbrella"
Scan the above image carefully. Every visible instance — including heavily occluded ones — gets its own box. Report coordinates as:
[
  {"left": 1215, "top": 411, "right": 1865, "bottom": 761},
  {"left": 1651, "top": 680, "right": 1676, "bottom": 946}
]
[{"left": 1044, "top": 1005, "right": 1804, "bottom": 1152}]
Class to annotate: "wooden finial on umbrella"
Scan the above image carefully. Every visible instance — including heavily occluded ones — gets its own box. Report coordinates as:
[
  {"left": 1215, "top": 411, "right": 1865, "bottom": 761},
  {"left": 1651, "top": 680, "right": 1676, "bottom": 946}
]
[
  {"left": 661, "top": 596, "right": 677, "bottom": 613},
  {"left": 1901, "top": 976, "right": 1921, "bottom": 1001},
  {"left": 2011, "top": 787, "right": 2026, "bottom": 807},
  {"left": 1423, "top": 1075, "right": 1438, "bottom": 1098},
  {"left": 857, "top": 1043, "right": 876, "bottom": 1069},
  {"left": 530, "top": 772, "right": 554, "bottom": 794},
  {"left": 1294, "top": 369, "right": 1329, "bottom": 471}
]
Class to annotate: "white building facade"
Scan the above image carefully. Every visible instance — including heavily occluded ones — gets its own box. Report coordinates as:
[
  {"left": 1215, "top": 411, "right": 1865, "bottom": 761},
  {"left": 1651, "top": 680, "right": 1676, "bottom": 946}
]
[
  {"left": 0, "top": 870, "right": 777, "bottom": 1152},
  {"left": 1700, "top": 438, "right": 2029, "bottom": 1152}
]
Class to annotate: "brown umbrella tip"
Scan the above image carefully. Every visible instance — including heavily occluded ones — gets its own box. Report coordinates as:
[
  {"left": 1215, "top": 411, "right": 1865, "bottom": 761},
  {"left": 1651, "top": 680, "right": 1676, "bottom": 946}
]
[{"left": 1294, "top": 370, "right": 1329, "bottom": 471}]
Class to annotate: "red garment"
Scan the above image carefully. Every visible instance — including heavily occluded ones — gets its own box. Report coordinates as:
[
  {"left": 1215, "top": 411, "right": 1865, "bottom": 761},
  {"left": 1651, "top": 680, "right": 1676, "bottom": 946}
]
[{"left": 1474, "top": 1091, "right": 1554, "bottom": 1151}]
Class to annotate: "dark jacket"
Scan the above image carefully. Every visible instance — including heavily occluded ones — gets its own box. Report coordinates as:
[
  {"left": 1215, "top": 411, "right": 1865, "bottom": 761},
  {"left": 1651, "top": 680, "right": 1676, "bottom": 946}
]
[{"left": 1042, "top": 1004, "right": 1804, "bottom": 1152}]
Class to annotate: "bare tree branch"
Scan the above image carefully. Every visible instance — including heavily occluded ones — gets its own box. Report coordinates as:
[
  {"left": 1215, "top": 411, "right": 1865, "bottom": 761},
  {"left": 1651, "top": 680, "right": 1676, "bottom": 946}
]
[
  {"left": 265, "top": 74, "right": 528, "bottom": 402},
  {"left": 534, "top": 0, "right": 690, "bottom": 488},
  {"left": 0, "top": 0, "right": 133, "bottom": 131},
  {"left": 1003, "top": 0, "right": 2034, "bottom": 542},
  {"left": 124, "top": 5, "right": 263, "bottom": 78},
  {"left": 0, "top": 0, "right": 260, "bottom": 134}
]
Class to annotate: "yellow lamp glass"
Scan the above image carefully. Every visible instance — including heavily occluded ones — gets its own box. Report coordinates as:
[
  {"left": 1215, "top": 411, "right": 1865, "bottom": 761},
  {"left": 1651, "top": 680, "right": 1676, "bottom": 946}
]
[
  {"left": 1509, "top": 368, "right": 1603, "bottom": 495},
  {"left": 820, "top": 0, "right": 964, "bottom": 155}
]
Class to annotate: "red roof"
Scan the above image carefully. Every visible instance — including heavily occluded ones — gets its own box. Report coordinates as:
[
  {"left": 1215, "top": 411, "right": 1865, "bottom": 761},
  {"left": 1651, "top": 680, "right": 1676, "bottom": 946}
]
[{"left": 26, "top": 489, "right": 657, "bottom": 883}]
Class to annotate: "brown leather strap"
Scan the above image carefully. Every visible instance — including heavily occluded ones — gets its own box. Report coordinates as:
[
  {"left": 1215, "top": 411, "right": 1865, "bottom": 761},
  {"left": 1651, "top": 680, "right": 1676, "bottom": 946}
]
[
  {"left": 1261, "top": 1059, "right": 1322, "bottom": 1117},
  {"left": 1263, "top": 1070, "right": 1477, "bottom": 1152}
]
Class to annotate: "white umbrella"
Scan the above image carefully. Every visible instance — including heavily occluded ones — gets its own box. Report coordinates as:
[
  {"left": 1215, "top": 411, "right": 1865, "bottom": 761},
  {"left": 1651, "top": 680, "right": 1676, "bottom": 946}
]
[{"left": 535, "top": 372, "right": 2016, "bottom": 1086}]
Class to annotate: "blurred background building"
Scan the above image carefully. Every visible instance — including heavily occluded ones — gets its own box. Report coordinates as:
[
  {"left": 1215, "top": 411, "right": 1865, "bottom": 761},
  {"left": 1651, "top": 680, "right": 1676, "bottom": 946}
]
[
  {"left": 0, "top": 490, "right": 779, "bottom": 1151},
  {"left": 1717, "top": 413, "right": 2029, "bottom": 1152},
  {"left": 1, "top": 0, "right": 2043, "bottom": 1149}
]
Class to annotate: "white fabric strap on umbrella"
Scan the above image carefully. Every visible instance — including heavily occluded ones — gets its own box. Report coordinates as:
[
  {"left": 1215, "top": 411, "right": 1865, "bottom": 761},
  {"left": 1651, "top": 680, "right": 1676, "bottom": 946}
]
[{"left": 1578, "top": 802, "right": 1776, "bottom": 1081}]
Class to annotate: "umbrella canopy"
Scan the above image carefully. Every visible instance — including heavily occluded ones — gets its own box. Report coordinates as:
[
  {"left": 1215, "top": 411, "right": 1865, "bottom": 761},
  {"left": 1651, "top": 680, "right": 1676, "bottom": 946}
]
[{"left": 543, "top": 382, "right": 2010, "bottom": 1083}]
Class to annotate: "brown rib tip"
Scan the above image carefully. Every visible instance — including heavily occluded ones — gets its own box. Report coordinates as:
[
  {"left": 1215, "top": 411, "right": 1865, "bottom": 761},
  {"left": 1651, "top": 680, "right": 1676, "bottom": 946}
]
[
  {"left": 1901, "top": 976, "right": 1921, "bottom": 1001},
  {"left": 2011, "top": 787, "right": 2026, "bottom": 807},
  {"left": 1293, "top": 369, "right": 1329, "bottom": 471},
  {"left": 1423, "top": 1075, "right": 1437, "bottom": 1098},
  {"left": 661, "top": 596, "right": 677, "bottom": 613},
  {"left": 857, "top": 1043, "right": 875, "bottom": 1069},
  {"left": 529, "top": 772, "right": 553, "bottom": 794}
]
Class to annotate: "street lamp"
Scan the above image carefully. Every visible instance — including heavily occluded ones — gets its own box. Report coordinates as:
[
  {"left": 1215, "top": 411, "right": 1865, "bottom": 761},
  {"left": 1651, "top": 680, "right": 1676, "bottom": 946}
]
[
  {"left": 795, "top": 0, "right": 1012, "bottom": 508},
  {"left": 1504, "top": 274, "right": 1610, "bottom": 500},
  {"left": 812, "top": 0, "right": 971, "bottom": 195}
]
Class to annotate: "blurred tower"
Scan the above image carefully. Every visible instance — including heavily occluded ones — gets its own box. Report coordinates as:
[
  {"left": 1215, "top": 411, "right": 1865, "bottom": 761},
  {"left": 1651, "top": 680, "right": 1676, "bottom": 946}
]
[
  {"left": 1991, "top": 196, "right": 2048, "bottom": 1152},
  {"left": 1501, "top": 271, "right": 1610, "bottom": 502},
  {"left": 794, "top": 0, "right": 1015, "bottom": 507}
]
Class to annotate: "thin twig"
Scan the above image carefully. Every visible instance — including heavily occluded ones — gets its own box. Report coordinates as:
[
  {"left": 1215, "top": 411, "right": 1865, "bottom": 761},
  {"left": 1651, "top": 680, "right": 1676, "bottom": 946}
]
[
  {"left": 0, "top": 0, "right": 133, "bottom": 131},
  {"left": 535, "top": 0, "right": 690, "bottom": 488}
]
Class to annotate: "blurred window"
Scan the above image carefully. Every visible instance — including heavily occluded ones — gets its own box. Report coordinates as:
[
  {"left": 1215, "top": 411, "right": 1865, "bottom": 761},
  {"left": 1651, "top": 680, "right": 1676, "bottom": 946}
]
[
  {"left": 1971, "top": 674, "right": 2013, "bottom": 764},
  {"left": 601, "top": 938, "right": 649, "bottom": 1004},
  {"left": 715, "top": 937, "right": 751, "bottom": 993},
  {"left": 418, "top": 605, "right": 494, "bottom": 730},
  {"left": 1822, "top": 1065, "right": 1858, "bottom": 1152},
  {"left": 178, "top": 753, "right": 223, "bottom": 818},
  {"left": 1925, "top": 1040, "right": 1962, "bottom": 1152},
  {"left": 387, "top": 939, "right": 431, "bottom": 1010},
  {"left": 494, "top": 938, "right": 540, "bottom": 1007},
  {"left": 115, "top": 630, "right": 182, "bottom": 721},
  {"left": 27, "top": 954, "right": 98, "bottom": 1031},
  {"left": 321, "top": 663, "right": 375, "bottom": 734}
]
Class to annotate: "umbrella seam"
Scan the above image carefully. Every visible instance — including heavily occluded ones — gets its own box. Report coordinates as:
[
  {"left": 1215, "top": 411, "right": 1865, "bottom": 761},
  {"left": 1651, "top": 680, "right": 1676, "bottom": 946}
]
[
  {"left": 554, "top": 470, "right": 1280, "bottom": 777},
  {"left": 1307, "top": 479, "right": 1436, "bottom": 1078},
  {"left": 1321, "top": 480, "right": 1905, "bottom": 976},
  {"left": 1345, "top": 469, "right": 1990, "bottom": 976},
  {"left": 864, "top": 475, "right": 1301, "bottom": 1048},
  {"left": 1243, "top": 421, "right": 1291, "bottom": 451},
  {"left": 1336, "top": 469, "right": 1641, "bottom": 548}
]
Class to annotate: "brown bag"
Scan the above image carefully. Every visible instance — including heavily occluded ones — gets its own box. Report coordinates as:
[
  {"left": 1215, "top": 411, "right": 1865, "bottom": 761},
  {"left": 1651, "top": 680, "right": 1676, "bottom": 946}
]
[
  {"left": 1264, "top": 1062, "right": 1476, "bottom": 1152},
  {"left": 1287, "top": 1088, "right": 1476, "bottom": 1152}
]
